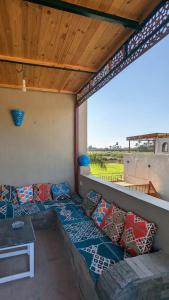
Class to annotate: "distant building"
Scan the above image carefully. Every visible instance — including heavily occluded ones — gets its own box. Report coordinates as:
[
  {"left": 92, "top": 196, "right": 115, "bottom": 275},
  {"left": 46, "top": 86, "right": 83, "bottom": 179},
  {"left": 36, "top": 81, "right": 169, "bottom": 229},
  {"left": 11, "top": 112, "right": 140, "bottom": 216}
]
[
  {"left": 155, "top": 138, "right": 169, "bottom": 154},
  {"left": 123, "top": 133, "right": 169, "bottom": 201}
]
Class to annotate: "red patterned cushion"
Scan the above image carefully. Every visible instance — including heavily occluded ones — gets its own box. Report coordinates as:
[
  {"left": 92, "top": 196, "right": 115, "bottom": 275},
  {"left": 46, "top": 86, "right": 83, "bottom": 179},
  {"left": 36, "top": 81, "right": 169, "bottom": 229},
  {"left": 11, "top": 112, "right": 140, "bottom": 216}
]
[
  {"left": 101, "top": 204, "right": 126, "bottom": 242},
  {"left": 92, "top": 199, "right": 111, "bottom": 228},
  {"left": 33, "top": 183, "right": 52, "bottom": 202},
  {"left": 120, "top": 212, "right": 157, "bottom": 256}
]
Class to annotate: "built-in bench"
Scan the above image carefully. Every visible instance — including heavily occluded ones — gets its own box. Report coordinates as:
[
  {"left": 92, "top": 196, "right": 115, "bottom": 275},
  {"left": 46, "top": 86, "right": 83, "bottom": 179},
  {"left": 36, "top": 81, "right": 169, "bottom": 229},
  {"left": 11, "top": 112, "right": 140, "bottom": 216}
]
[
  {"left": 51, "top": 193, "right": 169, "bottom": 300},
  {"left": 1, "top": 179, "right": 169, "bottom": 299},
  {"left": 53, "top": 196, "right": 127, "bottom": 281}
]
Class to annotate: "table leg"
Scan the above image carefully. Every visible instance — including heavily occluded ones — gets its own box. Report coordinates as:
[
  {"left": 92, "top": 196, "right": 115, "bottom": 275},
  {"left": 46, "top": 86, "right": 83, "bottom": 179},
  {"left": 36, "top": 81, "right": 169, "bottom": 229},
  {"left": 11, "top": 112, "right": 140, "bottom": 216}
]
[
  {"left": 0, "top": 243, "right": 35, "bottom": 283},
  {"left": 28, "top": 243, "right": 34, "bottom": 278}
]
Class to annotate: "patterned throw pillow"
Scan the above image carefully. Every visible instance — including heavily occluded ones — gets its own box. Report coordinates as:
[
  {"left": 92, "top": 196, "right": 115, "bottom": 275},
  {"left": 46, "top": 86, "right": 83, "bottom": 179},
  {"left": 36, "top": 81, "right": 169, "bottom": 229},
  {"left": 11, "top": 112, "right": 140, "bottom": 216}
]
[
  {"left": 92, "top": 199, "right": 111, "bottom": 228},
  {"left": 1, "top": 185, "right": 18, "bottom": 206},
  {"left": 0, "top": 185, "right": 3, "bottom": 198},
  {"left": 33, "top": 183, "right": 52, "bottom": 202},
  {"left": 51, "top": 182, "right": 71, "bottom": 200},
  {"left": 82, "top": 190, "right": 102, "bottom": 216},
  {"left": 16, "top": 185, "right": 33, "bottom": 205},
  {"left": 120, "top": 212, "right": 157, "bottom": 256},
  {"left": 101, "top": 204, "right": 126, "bottom": 242}
]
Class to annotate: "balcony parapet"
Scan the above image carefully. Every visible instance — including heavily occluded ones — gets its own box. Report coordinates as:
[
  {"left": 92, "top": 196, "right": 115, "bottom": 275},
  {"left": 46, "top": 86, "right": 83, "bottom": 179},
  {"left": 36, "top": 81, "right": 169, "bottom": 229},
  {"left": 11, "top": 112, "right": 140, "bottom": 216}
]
[{"left": 79, "top": 174, "right": 169, "bottom": 255}]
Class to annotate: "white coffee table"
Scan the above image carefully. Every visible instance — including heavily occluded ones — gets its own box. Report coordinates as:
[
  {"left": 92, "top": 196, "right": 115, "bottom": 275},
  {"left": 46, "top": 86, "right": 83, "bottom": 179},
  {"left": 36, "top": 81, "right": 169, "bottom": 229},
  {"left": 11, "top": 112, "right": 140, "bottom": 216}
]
[{"left": 0, "top": 217, "right": 36, "bottom": 284}]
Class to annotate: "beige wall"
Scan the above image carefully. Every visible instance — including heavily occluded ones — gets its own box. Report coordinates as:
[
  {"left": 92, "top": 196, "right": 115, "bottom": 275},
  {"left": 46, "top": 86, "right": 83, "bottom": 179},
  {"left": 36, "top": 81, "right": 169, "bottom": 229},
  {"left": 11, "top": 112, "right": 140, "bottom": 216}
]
[
  {"left": 124, "top": 153, "right": 169, "bottom": 201},
  {"left": 0, "top": 88, "right": 75, "bottom": 187},
  {"left": 79, "top": 174, "right": 169, "bottom": 254}
]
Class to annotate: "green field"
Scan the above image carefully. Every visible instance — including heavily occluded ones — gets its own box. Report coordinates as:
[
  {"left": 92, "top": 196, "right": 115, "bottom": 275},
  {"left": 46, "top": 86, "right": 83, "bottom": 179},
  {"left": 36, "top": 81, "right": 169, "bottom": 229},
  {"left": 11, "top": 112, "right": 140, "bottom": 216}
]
[{"left": 90, "top": 162, "right": 124, "bottom": 182}]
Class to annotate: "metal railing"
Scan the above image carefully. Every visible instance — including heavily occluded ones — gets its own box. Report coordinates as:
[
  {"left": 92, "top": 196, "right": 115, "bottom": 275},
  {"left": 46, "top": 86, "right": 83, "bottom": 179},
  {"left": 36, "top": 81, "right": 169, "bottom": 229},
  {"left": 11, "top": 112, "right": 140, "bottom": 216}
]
[
  {"left": 91, "top": 172, "right": 160, "bottom": 199},
  {"left": 126, "top": 181, "right": 160, "bottom": 199},
  {"left": 91, "top": 173, "right": 123, "bottom": 182},
  {"left": 127, "top": 184, "right": 149, "bottom": 194}
]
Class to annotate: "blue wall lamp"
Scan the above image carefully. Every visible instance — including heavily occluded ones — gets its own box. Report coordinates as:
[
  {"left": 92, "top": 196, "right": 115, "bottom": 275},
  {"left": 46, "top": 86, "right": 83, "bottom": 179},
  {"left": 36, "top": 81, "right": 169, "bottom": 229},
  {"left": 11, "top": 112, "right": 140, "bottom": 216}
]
[{"left": 11, "top": 109, "right": 25, "bottom": 126}]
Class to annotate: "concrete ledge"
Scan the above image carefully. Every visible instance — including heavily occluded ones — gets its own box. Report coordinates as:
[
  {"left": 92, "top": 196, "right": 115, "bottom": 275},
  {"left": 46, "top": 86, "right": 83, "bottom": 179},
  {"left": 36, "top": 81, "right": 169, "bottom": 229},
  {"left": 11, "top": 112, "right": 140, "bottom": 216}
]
[{"left": 80, "top": 175, "right": 169, "bottom": 212}]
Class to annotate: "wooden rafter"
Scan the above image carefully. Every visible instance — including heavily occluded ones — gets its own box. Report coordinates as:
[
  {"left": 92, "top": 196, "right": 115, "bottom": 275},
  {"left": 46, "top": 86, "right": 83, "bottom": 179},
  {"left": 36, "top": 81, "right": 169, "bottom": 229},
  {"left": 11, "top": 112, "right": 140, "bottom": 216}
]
[
  {"left": 0, "top": 55, "right": 95, "bottom": 74},
  {"left": 127, "top": 133, "right": 169, "bottom": 141},
  {"left": 0, "top": 84, "right": 74, "bottom": 94},
  {"left": 26, "top": 0, "right": 140, "bottom": 29}
]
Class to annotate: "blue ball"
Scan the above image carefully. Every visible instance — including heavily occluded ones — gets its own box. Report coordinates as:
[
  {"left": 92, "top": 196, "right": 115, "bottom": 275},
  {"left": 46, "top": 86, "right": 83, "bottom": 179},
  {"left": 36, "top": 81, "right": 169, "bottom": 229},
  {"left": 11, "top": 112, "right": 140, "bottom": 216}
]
[{"left": 78, "top": 155, "right": 90, "bottom": 166}]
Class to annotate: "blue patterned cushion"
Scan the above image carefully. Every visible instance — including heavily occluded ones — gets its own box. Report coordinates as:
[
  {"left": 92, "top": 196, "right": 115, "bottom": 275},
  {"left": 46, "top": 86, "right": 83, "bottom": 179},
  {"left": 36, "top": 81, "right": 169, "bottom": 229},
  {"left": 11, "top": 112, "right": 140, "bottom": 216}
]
[
  {"left": 82, "top": 190, "right": 102, "bottom": 216},
  {"left": 0, "top": 201, "right": 13, "bottom": 219},
  {"left": 51, "top": 182, "right": 71, "bottom": 200},
  {"left": 1, "top": 185, "right": 18, "bottom": 206}
]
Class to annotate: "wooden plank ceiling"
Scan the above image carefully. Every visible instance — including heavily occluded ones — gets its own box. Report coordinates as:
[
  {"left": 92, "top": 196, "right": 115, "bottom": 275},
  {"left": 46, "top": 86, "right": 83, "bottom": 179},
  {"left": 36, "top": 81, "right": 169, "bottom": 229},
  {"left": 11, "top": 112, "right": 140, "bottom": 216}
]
[{"left": 0, "top": 0, "right": 161, "bottom": 94}]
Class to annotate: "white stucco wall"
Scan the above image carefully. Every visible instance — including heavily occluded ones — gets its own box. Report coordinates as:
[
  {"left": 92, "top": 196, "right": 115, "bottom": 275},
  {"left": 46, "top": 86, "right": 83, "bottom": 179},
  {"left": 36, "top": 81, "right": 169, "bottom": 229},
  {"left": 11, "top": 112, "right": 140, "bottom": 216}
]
[{"left": 124, "top": 153, "right": 169, "bottom": 201}]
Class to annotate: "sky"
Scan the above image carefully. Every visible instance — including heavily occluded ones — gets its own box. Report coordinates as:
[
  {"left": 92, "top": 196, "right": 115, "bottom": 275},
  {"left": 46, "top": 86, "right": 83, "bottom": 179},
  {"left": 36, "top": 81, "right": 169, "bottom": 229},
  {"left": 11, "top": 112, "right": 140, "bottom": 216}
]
[{"left": 87, "top": 35, "right": 169, "bottom": 148}]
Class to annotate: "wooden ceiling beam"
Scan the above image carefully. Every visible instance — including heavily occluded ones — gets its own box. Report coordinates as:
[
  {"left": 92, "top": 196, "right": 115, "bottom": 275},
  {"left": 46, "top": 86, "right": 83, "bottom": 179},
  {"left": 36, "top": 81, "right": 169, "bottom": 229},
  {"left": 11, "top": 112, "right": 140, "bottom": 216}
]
[
  {"left": 0, "top": 83, "right": 74, "bottom": 94},
  {"left": 26, "top": 0, "right": 140, "bottom": 29},
  {"left": 0, "top": 55, "right": 95, "bottom": 74}
]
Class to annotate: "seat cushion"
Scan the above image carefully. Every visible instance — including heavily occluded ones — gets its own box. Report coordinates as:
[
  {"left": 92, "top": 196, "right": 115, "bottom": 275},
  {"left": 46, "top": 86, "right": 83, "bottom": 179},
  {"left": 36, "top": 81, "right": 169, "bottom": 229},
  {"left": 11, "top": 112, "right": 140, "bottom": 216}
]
[
  {"left": 33, "top": 183, "right": 52, "bottom": 202},
  {"left": 54, "top": 197, "right": 126, "bottom": 281},
  {"left": 16, "top": 185, "right": 33, "bottom": 204},
  {"left": 0, "top": 201, "right": 13, "bottom": 219},
  {"left": 1, "top": 185, "right": 18, "bottom": 206},
  {"left": 54, "top": 202, "right": 88, "bottom": 225},
  {"left": 13, "top": 202, "right": 46, "bottom": 217},
  {"left": 44, "top": 194, "right": 84, "bottom": 211},
  {"left": 120, "top": 212, "right": 157, "bottom": 256},
  {"left": 63, "top": 219, "right": 105, "bottom": 244},
  {"left": 101, "top": 204, "right": 126, "bottom": 242},
  {"left": 82, "top": 190, "right": 102, "bottom": 216},
  {"left": 92, "top": 199, "right": 111, "bottom": 228},
  {"left": 75, "top": 235, "right": 125, "bottom": 281}
]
